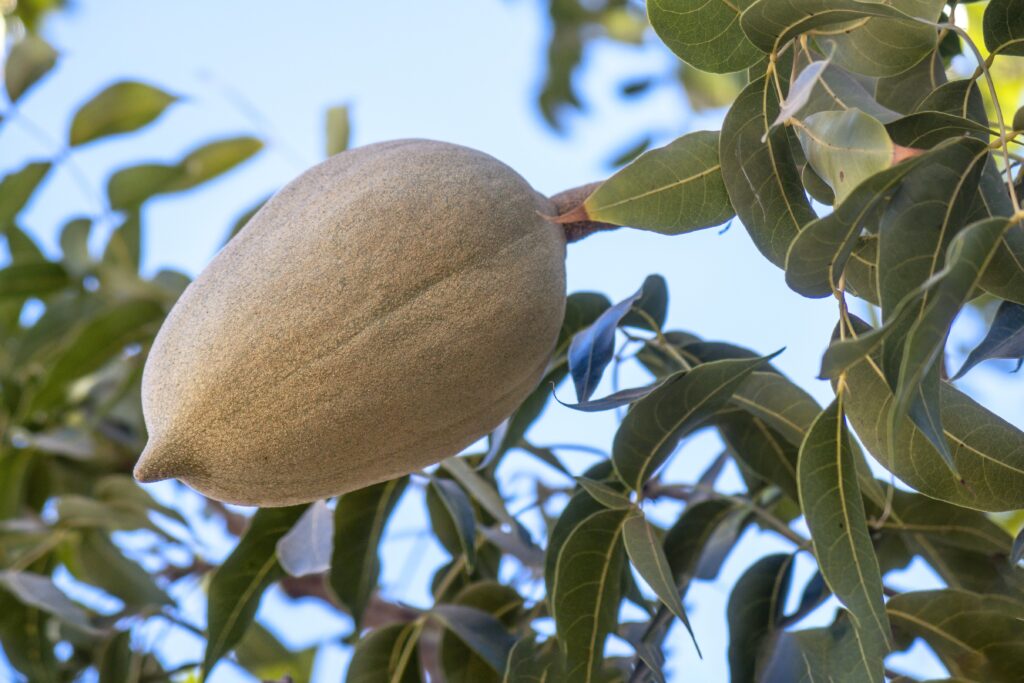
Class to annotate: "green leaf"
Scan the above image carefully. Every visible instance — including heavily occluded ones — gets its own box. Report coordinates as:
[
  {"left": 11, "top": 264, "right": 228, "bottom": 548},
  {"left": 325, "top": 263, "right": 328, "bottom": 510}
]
[
  {"left": 0, "top": 597, "right": 59, "bottom": 682},
  {"left": 5, "top": 35, "right": 57, "bottom": 103},
  {"left": 581, "top": 131, "right": 734, "bottom": 234},
  {"left": 717, "top": 411, "right": 800, "bottom": 501},
  {"left": 96, "top": 630, "right": 149, "bottom": 683},
  {"left": 622, "top": 510, "right": 699, "bottom": 653},
  {"left": 0, "top": 161, "right": 51, "bottom": 229},
  {"left": 0, "top": 570, "right": 94, "bottom": 632},
  {"left": 546, "top": 483, "right": 614, "bottom": 624},
  {"left": 441, "top": 458, "right": 518, "bottom": 530},
  {"left": 550, "top": 506, "right": 628, "bottom": 683},
  {"left": 568, "top": 283, "right": 644, "bottom": 402},
  {"left": 790, "top": 59, "right": 902, "bottom": 124},
  {"left": 763, "top": 613, "right": 884, "bottom": 682},
  {"left": 346, "top": 623, "right": 423, "bottom": 683},
  {"left": 797, "top": 398, "right": 891, "bottom": 679},
  {"left": 70, "top": 81, "right": 177, "bottom": 146},
  {"left": 647, "top": 0, "right": 762, "bottom": 73},
  {"left": 983, "top": 0, "right": 1024, "bottom": 56},
  {"left": 612, "top": 353, "right": 778, "bottom": 491},
  {"left": 887, "top": 589, "right": 1024, "bottom": 682},
  {"left": 881, "top": 490, "right": 1012, "bottom": 555},
  {"left": 60, "top": 218, "right": 93, "bottom": 276},
  {"left": 663, "top": 498, "right": 746, "bottom": 587},
  {"left": 727, "top": 553, "right": 794, "bottom": 683},
  {"left": 875, "top": 50, "right": 946, "bottom": 115},
  {"left": 795, "top": 109, "right": 894, "bottom": 206},
  {"left": 433, "top": 604, "right": 516, "bottom": 676},
  {"left": 576, "top": 477, "right": 633, "bottom": 510},
  {"left": 721, "top": 76, "right": 817, "bottom": 268},
  {"left": 62, "top": 530, "right": 170, "bottom": 608},
  {"left": 28, "top": 299, "right": 165, "bottom": 411},
  {"left": 954, "top": 301, "right": 1024, "bottom": 378},
  {"left": 428, "top": 477, "right": 477, "bottom": 572},
  {"left": 329, "top": 477, "right": 407, "bottom": 628},
  {"left": 440, "top": 582, "right": 522, "bottom": 683},
  {"left": 203, "top": 505, "right": 307, "bottom": 680},
  {"left": 784, "top": 137, "right": 962, "bottom": 298},
  {"left": 0, "top": 262, "right": 68, "bottom": 299},
  {"left": 326, "top": 104, "right": 351, "bottom": 156},
  {"left": 275, "top": 499, "right": 333, "bottom": 577},
  {"left": 841, "top": 315, "right": 1024, "bottom": 511},
  {"left": 729, "top": 370, "right": 821, "bottom": 446},
  {"left": 503, "top": 638, "right": 560, "bottom": 683},
  {"left": 234, "top": 622, "right": 316, "bottom": 683}
]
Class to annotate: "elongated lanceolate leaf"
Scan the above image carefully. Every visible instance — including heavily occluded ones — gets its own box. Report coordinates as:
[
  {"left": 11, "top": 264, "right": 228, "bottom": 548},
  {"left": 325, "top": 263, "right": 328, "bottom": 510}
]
[
  {"left": 613, "top": 353, "right": 779, "bottom": 491},
  {"left": 648, "top": 0, "right": 763, "bottom": 74},
  {"left": 797, "top": 398, "right": 891, "bottom": 679},
  {"left": 954, "top": 301, "right": 1024, "bottom": 379},
  {"left": 428, "top": 477, "right": 478, "bottom": 572},
  {"left": 346, "top": 623, "right": 423, "bottom": 683},
  {"left": 582, "top": 131, "right": 734, "bottom": 234},
  {"left": 433, "top": 604, "right": 516, "bottom": 676},
  {"left": 727, "top": 554, "right": 794, "bottom": 683},
  {"left": 568, "top": 284, "right": 644, "bottom": 402}
]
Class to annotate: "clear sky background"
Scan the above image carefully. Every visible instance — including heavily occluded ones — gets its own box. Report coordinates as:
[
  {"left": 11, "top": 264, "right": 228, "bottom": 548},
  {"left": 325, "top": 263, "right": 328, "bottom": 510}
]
[{"left": 4, "top": 1, "right": 1022, "bottom": 681}]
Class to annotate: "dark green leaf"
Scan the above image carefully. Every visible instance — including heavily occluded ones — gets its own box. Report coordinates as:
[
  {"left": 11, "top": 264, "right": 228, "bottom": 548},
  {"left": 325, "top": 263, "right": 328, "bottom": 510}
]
[
  {"left": 5, "top": 35, "right": 57, "bottom": 103},
  {"left": 874, "top": 51, "right": 946, "bottom": 114},
  {"left": 0, "top": 570, "right": 94, "bottom": 631},
  {"left": 721, "top": 76, "right": 816, "bottom": 268},
  {"left": 648, "top": 0, "right": 762, "bottom": 73},
  {"left": 613, "top": 353, "right": 778, "bottom": 491},
  {"left": 329, "top": 477, "right": 407, "bottom": 628},
  {"left": 717, "top": 411, "right": 799, "bottom": 500},
  {"left": 582, "top": 131, "right": 734, "bottom": 234},
  {"left": 762, "top": 612, "right": 884, "bottom": 682},
  {"left": 797, "top": 399, "right": 891, "bottom": 677},
  {"left": 62, "top": 530, "right": 170, "bottom": 607},
  {"left": 727, "top": 553, "right": 794, "bottom": 683},
  {"left": 1012, "top": 527, "right": 1023, "bottom": 565},
  {"left": 0, "top": 262, "right": 68, "bottom": 299},
  {"left": 440, "top": 582, "right": 522, "bottom": 683},
  {"left": 433, "top": 604, "right": 516, "bottom": 676},
  {"left": 983, "top": 0, "right": 1024, "bottom": 56},
  {"left": 954, "top": 301, "right": 1024, "bottom": 378},
  {"left": 0, "top": 597, "right": 59, "bottom": 681},
  {"left": 429, "top": 477, "right": 477, "bottom": 572},
  {"left": 234, "top": 622, "right": 316, "bottom": 683},
  {"left": 568, "top": 283, "right": 644, "bottom": 402},
  {"left": 346, "top": 623, "right": 423, "bottom": 683},
  {"left": 576, "top": 477, "right": 632, "bottom": 510},
  {"left": 882, "top": 489, "right": 1012, "bottom": 555},
  {"left": 663, "top": 498, "right": 745, "bottom": 586},
  {"left": 503, "top": 638, "right": 560, "bottom": 683},
  {"left": 275, "top": 499, "right": 333, "bottom": 577},
  {"left": 791, "top": 59, "right": 901, "bottom": 124},
  {"left": 70, "top": 81, "right": 177, "bottom": 146},
  {"left": 621, "top": 274, "right": 668, "bottom": 331},
  {"left": 203, "top": 505, "right": 307, "bottom": 679}
]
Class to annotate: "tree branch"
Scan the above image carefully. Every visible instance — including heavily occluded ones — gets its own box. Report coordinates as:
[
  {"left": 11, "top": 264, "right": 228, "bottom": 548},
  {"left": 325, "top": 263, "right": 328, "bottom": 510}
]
[{"left": 548, "top": 182, "right": 620, "bottom": 243}]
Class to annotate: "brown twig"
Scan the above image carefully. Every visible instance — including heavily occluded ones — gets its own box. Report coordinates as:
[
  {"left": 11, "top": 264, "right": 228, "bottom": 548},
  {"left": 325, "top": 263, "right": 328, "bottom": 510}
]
[{"left": 547, "top": 182, "right": 620, "bottom": 242}]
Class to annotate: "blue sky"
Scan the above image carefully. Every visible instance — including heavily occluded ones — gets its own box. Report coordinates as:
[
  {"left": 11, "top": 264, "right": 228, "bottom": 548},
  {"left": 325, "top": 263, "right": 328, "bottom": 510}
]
[{"left": 4, "top": 1, "right": 1022, "bottom": 681}]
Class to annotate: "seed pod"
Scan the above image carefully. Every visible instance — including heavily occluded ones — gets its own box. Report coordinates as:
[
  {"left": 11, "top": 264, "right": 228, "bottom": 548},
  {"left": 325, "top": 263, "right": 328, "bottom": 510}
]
[{"left": 134, "top": 139, "right": 567, "bottom": 506}]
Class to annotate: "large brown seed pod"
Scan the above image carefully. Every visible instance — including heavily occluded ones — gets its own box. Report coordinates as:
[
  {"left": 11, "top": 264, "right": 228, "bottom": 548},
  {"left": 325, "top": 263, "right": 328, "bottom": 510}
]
[{"left": 134, "top": 139, "right": 567, "bottom": 506}]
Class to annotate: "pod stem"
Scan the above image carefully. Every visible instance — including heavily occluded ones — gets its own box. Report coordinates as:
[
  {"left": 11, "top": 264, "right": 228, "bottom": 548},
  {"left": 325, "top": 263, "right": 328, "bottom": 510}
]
[{"left": 548, "top": 182, "right": 620, "bottom": 243}]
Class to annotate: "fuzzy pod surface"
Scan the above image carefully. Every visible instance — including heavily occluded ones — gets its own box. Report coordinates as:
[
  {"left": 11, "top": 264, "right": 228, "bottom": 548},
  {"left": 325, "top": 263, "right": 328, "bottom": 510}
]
[{"left": 134, "top": 139, "right": 567, "bottom": 506}]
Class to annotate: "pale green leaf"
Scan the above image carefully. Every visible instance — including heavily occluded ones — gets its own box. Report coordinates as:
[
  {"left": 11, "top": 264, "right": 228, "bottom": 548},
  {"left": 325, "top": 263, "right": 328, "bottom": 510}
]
[
  {"left": 796, "top": 109, "right": 894, "bottom": 206},
  {"left": 5, "top": 36, "right": 57, "bottom": 103},
  {"left": 70, "top": 81, "right": 177, "bottom": 146}
]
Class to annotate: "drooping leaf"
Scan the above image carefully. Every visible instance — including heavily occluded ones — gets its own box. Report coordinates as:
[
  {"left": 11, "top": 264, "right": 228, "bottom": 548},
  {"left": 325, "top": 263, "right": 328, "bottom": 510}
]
[
  {"left": 275, "top": 499, "right": 334, "bottom": 577},
  {"left": 0, "top": 262, "right": 69, "bottom": 300},
  {"left": 887, "top": 589, "right": 1024, "bottom": 682},
  {"left": 797, "top": 398, "right": 891, "bottom": 678},
  {"left": 840, "top": 316, "right": 1024, "bottom": 511},
  {"left": 550, "top": 506, "right": 628, "bottom": 683},
  {"left": 762, "top": 612, "right": 885, "bottom": 682},
  {"left": 0, "top": 161, "right": 51, "bottom": 229},
  {"left": 648, "top": 0, "right": 763, "bottom": 74},
  {"left": 795, "top": 109, "right": 894, "bottom": 206},
  {"left": 621, "top": 274, "right": 668, "bottom": 331},
  {"left": 0, "top": 570, "right": 94, "bottom": 632},
  {"left": 954, "top": 301, "right": 1024, "bottom": 378},
  {"left": 439, "top": 582, "right": 522, "bottom": 683},
  {"left": 70, "top": 81, "right": 177, "bottom": 146},
  {"left": 329, "top": 477, "right": 407, "bottom": 629},
  {"left": 791, "top": 59, "right": 902, "bottom": 124},
  {"left": 622, "top": 510, "right": 699, "bottom": 653},
  {"left": 4, "top": 35, "right": 57, "bottom": 103},
  {"left": 203, "top": 505, "right": 307, "bottom": 679},
  {"left": 729, "top": 370, "right": 821, "bottom": 446},
  {"left": 720, "top": 76, "right": 817, "bottom": 268},
  {"left": 727, "top": 553, "right": 794, "bottom": 683},
  {"left": 326, "top": 104, "right": 351, "bottom": 157},
  {"left": 613, "top": 353, "right": 779, "bottom": 491},
  {"left": 983, "top": 0, "right": 1024, "bottom": 57},
  {"left": 441, "top": 458, "right": 519, "bottom": 532},
  {"left": 881, "top": 489, "right": 1012, "bottom": 556},
  {"left": 568, "top": 283, "right": 644, "bottom": 402},
  {"left": 62, "top": 530, "right": 170, "bottom": 608},
  {"left": 346, "top": 623, "right": 423, "bottom": 683},
  {"left": 433, "top": 604, "right": 516, "bottom": 676},
  {"left": 663, "top": 498, "right": 746, "bottom": 585},
  {"left": 581, "top": 131, "right": 734, "bottom": 234},
  {"left": 558, "top": 380, "right": 667, "bottom": 412},
  {"left": 428, "top": 477, "right": 478, "bottom": 572}
]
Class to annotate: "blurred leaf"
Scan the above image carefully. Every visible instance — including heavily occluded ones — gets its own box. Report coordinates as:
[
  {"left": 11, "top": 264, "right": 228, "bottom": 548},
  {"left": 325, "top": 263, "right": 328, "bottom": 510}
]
[
  {"left": 887, "top": 589, "right": 1024, "bottom": 681},
  {"left": 439, "top": 582, "right": 522, "bottom": 683},
  {"left": 797, "top": 399, "right": 891, "bottom": 677},
  {"left": 983, "top": 0, "right": 1024, "bottom": 56},
  {"left": 428, "top": 477, "right": 477, "bottom": 572},
  {"left": 62, "top": 530, "right": 170, "bottom": 607},
  {"left": 648, "top": 0, "right": 762, "bottom": 73},
  {"left": 606, "top": 136, "right": 651, "bottom": 169},
  {"left": 203, "top": 505, "right": 307, "bottom": 679},
  {"left": 235, "top": 622, "right": 316, "bottom": 683},
  {"left": 568, "top": 283, "right": 643, "bottom": 402},
  {"left": 276, "top": 499, "right": 333, "bottom": 577},
  {"left": 70, "top": 81, "right": 177, "bottom": 146},
  {"left": 5, "top": 35, "right": 57, "bottom": 103},
  {"left": 0, "top": 570, "right": 95, "bottom": 632},
  {"left": 841, "top": 315, "right": 1024, "bottom": 512},
  {"left": 59, "top": 218, "right": 93, "bottom": 276},
  {"left": 721, "top": 76, "right": 816, "bottom": 268},
  {"left": 346, "top": 623, "right": 422, "bottom": 683},
  {"left": 0, "top": 596, "right": 60, "bottom": 681},
  {"left": 622, "top": 510, "right": 698, "bottom": 653},
  {"left": 225, "top": 195, "right": 269, "bottom": 244},
  {"left": 503, "top": 638, "right": 561, "bottom": 682},
  {"left": 727, "top": 553, "right": 794, "bottom": 683},
  {"left": 0, "top": 161, "right": 51, "bottom": 229},
  {"left": 613, "top": 354, "right": 778, "bottom": 491},
  {"left": 441, "top": 458, "right": 518, "bottom": 531},
  {"left": 96, "top": 631, "right": 144, "bottom": 683},
  {"left": 28, "top": 299, "right": 164, "bottom": 411},
  {"left": 954, "top": 301, "right": 1024, "bottom": 378},
  {"left": 326, "top": 104, "right": 351, "bottom": 156},
  {"left": 0, "top": 262, "right": 68, "bottom": 299},
  {"left": 795, "top": 109, "right": 894, "bottom": 206},
  {"left": 329, "top": 477, "right": 407, "bottom": 628},
  {"left": 1012, "top": 527, "right": 1023, "bottom": 565},
  {"left": 583, "top": 131, "right": 734, "bottom": 234},
  {"left": 434, "top": 604, "right": 516, "bottom": 676}
]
